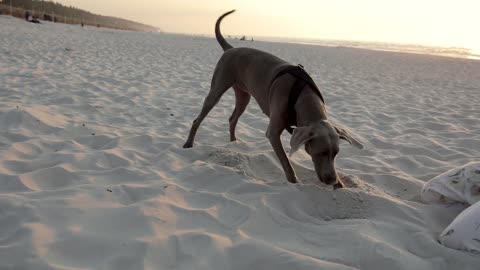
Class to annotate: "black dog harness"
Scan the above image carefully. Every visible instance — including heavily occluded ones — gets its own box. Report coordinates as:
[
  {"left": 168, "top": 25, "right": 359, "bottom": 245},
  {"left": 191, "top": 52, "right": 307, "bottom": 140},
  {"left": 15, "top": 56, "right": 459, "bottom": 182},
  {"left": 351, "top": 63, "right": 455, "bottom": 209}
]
[{"left": 270, "top": 64, "right": 325, "bottom": 134}]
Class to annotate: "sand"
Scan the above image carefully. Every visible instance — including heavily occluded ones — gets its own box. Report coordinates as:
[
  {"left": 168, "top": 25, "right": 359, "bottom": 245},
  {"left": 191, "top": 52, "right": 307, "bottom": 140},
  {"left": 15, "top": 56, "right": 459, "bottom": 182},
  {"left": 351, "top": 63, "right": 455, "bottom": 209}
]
[{"left": 1, "top": 15, "right": 480, "bottom": 270}]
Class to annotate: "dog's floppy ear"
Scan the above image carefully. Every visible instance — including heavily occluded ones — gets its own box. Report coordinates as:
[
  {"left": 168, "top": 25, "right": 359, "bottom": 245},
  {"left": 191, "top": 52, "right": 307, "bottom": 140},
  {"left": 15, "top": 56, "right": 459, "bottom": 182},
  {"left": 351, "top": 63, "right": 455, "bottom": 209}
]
[
  {"left": 290, "top": 126, "right": 315, "bottom": 156},
  {"left": 334, "top": 125, "right": 364, "bottom": 149}
]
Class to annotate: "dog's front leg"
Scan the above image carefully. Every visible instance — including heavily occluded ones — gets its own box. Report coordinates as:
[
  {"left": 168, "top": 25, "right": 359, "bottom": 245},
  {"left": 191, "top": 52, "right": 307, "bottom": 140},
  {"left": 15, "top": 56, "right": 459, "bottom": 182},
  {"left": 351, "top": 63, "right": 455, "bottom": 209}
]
[
  {"left": 333, "top": 180, "right": 345, "bottom": 189},
  {"left": 266, "top": 122, "right": 299, "bottom": 184}
]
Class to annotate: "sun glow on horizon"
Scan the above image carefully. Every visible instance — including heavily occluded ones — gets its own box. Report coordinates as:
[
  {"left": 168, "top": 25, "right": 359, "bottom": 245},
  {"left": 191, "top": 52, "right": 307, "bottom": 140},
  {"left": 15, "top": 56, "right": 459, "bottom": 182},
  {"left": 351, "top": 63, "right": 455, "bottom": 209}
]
[
  {"left": 52, "top": 0, "right": 480, "bottom": 51},
  {"left": 470, "top": 46, "right": 480, "bottom": 55}
]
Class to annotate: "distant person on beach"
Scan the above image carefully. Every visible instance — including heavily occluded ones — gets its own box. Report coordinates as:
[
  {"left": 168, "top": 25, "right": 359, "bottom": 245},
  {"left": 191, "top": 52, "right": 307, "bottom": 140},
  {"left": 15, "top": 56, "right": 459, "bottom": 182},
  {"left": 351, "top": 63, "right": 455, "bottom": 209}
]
[
  {"left": 25, "top": 11, "right": 40, "bottom": 24},
  {"left": 43, "top": 14, "right": 52, "bottom": 21}
]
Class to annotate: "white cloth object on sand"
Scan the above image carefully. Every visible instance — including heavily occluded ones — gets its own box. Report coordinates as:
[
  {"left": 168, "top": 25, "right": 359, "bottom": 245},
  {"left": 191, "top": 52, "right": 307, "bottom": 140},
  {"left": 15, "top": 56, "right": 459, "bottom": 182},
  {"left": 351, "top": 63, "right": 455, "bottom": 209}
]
[
  {"left": 421, "top": 162, "right": 480, "bottom": 253},
  {"left": 439, "top": 201, "right": 480, "bottom": 253},
  {"left": 421, "top": 162, "right": 480, "bottom": 205}
]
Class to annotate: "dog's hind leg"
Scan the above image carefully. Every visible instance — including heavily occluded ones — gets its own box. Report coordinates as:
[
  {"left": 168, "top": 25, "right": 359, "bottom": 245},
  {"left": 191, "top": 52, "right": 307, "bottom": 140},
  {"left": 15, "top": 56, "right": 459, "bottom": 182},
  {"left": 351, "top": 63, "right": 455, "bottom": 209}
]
[
  {"left": 183, "top": 70, "right": 233, "bottom": 148},
  {"left": 228, "top": 87, "right": 251, "bottom": 142}
]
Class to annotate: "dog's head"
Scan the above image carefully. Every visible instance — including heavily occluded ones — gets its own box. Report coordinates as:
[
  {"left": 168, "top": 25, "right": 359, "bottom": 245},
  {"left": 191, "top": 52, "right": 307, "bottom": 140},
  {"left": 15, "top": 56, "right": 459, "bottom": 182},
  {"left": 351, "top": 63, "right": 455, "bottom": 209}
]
[{"left": 290, "top": 121, "right": 363, "bottom": 186}]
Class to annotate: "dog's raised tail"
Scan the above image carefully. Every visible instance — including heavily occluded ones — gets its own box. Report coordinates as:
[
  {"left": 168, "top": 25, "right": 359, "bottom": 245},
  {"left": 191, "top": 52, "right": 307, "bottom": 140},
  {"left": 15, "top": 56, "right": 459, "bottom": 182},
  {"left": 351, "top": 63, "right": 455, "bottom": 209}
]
[{"left": 215, "top": 9, "right": 235, "bottom": 51}]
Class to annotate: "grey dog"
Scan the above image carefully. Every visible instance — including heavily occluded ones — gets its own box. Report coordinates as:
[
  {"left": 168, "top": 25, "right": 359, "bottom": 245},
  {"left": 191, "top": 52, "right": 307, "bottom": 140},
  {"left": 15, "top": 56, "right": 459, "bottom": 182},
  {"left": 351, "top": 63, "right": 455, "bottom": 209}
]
[{"left": 183, "top": 10, "right": 363, "bottom": 188}]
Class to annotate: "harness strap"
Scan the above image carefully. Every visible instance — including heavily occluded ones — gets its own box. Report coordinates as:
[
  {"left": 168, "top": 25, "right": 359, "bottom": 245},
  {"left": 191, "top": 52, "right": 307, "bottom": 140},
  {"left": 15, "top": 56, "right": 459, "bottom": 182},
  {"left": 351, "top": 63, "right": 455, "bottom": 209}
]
[
  {"left": 270, "top": 65, "right": 324, "bottom": 134},
  {"left": 286, "top": 79, "right": 308, "bottom": 133}
]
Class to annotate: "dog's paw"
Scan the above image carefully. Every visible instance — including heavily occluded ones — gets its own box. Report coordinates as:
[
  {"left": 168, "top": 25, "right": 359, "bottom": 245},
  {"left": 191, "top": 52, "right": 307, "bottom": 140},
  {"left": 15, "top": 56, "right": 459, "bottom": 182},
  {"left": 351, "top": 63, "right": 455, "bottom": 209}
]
[
  {"left": 183, "top": 142, "right": 193, "bottom": 148},
  {"left": 333, "top": 182, "right": 344, "bottom": 190},
  {"left": 287, "top": 178, "right": 303, "bottom": 184}
]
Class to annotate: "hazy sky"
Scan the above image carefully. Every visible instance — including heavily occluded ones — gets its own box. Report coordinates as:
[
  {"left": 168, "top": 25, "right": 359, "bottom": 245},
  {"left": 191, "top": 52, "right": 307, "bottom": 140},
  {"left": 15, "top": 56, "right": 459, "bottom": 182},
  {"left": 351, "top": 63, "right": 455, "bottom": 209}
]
[{"left": 55, "top": 0, "right": 479, "bottom": 51}]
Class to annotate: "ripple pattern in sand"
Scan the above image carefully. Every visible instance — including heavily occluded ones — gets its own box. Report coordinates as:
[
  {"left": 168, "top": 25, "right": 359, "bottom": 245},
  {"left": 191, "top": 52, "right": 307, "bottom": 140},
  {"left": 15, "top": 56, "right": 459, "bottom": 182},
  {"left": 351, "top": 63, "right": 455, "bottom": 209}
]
[{"left": 1, "top": 15, "right": 480, "bottom": 270}]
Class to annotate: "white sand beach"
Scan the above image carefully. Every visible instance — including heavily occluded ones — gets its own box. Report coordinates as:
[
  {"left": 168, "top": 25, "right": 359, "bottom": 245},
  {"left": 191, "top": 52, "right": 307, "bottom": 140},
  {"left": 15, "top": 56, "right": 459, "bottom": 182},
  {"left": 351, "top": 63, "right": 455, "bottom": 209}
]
[{"left": 1, "top": 15, "right": 480, "bottom": 270}]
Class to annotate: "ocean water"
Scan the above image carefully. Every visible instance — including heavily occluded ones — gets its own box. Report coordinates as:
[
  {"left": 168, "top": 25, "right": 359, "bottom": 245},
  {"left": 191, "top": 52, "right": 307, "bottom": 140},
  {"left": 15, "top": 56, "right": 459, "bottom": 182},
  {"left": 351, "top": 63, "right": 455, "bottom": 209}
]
[{"left": 255, "top": 36, "right": 480, "bottom": 60}]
